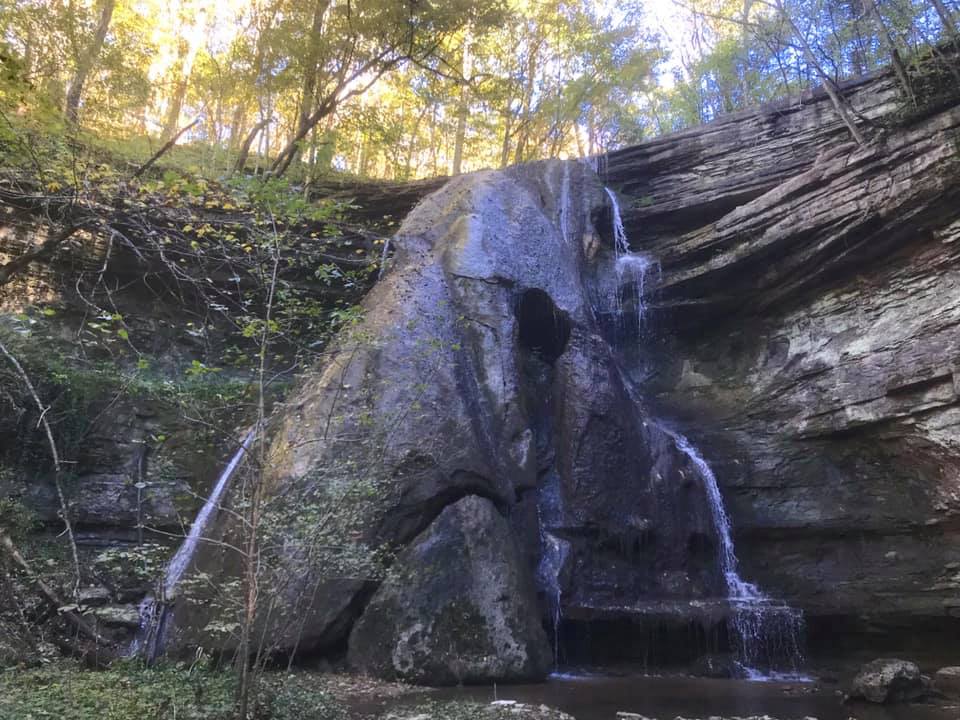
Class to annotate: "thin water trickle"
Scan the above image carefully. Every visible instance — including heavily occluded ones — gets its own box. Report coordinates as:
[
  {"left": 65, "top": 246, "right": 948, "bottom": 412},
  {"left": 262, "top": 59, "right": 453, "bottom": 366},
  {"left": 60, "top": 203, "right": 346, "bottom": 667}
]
[
  {"left": 604, "top": 187, "right": 630, "bottom": 257},
  {"left": 130, "top": 428, "right": 255, "bottom": 658},
  {"left": 601, "top": 187, "right": 654, "bottom": 335},
  {"left": 615, "top": 254, "right": 653, "bottom": 335},
  {"left": 660, "top": 427, "right": 806, "bottom": 677},
  {"left": 163, "top": 428, "right": 255, "bottom": 598},
  {"left": 377, "top": 238, "right": 391, "bottom": 281},
  {"left": 601, "top": 189, "right": 805, "bottom": 679},
  {"left": 558, "top": 163, "right": 571, "bottom": 243},
  {"left": 537, "top": 471, "right": 569, "bottom": 669}
]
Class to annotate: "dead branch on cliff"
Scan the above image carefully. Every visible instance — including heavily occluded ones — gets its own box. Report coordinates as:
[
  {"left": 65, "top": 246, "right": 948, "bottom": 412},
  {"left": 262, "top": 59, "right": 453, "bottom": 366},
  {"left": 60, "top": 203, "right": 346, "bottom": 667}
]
[
  {"left": 0, "top": 339, "right": 82, "bottom": 597},
  {"left": 0, "top": 530, "right": 107, "bottom": 645}
]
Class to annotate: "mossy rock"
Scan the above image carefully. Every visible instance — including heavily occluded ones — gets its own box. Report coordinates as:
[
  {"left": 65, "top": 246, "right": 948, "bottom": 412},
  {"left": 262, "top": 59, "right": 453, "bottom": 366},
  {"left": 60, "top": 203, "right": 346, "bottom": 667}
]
[{"left": 348, "top": 496, "right": 550, "bottom": 685}]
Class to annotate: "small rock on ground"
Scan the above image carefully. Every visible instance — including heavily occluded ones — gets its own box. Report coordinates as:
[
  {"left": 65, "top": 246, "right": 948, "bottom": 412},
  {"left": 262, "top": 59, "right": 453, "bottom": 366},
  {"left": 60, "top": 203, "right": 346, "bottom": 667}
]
[{"left": 934, "top": 667, "right": 960, "bottom": 698}]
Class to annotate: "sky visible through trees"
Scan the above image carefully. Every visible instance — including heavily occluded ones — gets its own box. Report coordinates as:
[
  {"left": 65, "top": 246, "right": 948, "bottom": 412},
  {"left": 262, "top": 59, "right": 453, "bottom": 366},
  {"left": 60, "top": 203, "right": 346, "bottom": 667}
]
[{"left": 0, "top": 0, "right": 958, "bottom": 180}]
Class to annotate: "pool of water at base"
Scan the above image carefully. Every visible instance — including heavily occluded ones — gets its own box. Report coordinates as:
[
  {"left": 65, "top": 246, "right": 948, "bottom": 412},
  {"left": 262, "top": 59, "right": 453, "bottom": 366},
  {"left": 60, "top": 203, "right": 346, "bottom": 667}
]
[{"left": 387, "top": 673, "right": 960, "bottom": 720}]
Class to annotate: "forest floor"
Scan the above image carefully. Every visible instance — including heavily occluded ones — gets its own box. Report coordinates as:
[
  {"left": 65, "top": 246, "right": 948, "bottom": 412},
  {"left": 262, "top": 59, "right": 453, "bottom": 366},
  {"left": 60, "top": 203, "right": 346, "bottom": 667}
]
[{"left": 0, "top": 659, "right": 584, "bottom": 720}]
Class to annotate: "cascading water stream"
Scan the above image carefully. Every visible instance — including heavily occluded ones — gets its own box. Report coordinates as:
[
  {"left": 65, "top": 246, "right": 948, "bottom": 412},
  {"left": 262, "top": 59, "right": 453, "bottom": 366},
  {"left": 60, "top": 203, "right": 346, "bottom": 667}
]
[
  {"left": 130, "top": 428, "right": 255, "bottom": 658},
  {"left": 602, "top": 185, "right": 805, "bottom": 679},
  {"left": 558, "top": 162, "right": 572, "bottom": 243},
  {"left": 615, "top": 255, "right": 653, "bottom": 335},
  {"left": 536, "top": 472, "right": 569, "bottom": 670},
  {"left": 604, "top": 188, "right": 655, "bottom": 335},
  {"left": 660, "top": 427, "right": 805, "bottom": 678},
  {"left": 604, "top": 187, "right": 630, "bottom": 257},
  {"left": 378, "top": 238, "right": 391, "bottom": 280}
]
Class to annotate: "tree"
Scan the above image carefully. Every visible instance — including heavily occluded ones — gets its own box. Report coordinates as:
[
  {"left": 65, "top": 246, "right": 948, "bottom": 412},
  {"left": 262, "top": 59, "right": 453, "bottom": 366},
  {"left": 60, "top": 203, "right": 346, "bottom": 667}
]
[
  {"left": 269, "top": 0, "right": 503, "bottom": 177},
  {"left": 64, "top": 0, "right": 117, "bottom": 124}
]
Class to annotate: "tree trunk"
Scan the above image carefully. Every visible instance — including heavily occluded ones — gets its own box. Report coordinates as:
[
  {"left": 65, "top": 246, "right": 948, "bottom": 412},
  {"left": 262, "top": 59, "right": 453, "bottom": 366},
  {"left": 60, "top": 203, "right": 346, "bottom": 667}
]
[
  {"left": 133, "top": 118, "right": 201, "bottom": 179},
  {"left": 286, "top": 0, "right": 332, "bottom": 172},
  {"left": 778, "top": 2, "right": 866, "bottom": 144},
  {"left": 163, "top": 75, "right": 189, "bottom": 140},
  {"left": 429, "top": 105, "right": 439, "bottom": 176},
  {"left": 513, "top": 38, "right": 540, "bottom": 165},
  {"left": 64, "top": 0, "right": 116, "bottom": 125},
  {"left": 404, "top": 106, "right": 428, "bottom": 179},
  {"left": 230, "top": 103, "right": 248, "bottom": 151},
  {"left": 862, "top": 0, "right": 915, "bottom": 103},
  {"left": 231, "top": 118, "right": 270, "bottom": 176},
  {"left": 451, "top": 35, "right": 473, "bottom": 176},
  {"left": 271, "top": 99, "right": 336, "bottom": 177},
  {"left": 499, "top": 109, "right": 513, "bottom": 168}
]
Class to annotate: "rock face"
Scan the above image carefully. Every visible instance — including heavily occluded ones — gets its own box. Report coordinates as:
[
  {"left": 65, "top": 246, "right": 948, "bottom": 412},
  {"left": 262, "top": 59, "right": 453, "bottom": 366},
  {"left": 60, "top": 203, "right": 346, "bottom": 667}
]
[
  {"left": 604, "top": 57, "right": 960, "bottom": 655},
  {"left": 163, "top": 159, "right": 729, "bottom": 675},
  {"left": 849, "top": 658, "right": 924, "bottom": 703},
  {"left": 348, "top": 495, "right": 550, "bottom": 684}
]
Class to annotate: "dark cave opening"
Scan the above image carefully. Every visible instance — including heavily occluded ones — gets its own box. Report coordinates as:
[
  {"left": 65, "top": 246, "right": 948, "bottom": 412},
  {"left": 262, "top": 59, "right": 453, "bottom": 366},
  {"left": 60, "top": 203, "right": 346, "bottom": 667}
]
[{"left": 515, "top": 288, "right": 571, "bottom": 364}]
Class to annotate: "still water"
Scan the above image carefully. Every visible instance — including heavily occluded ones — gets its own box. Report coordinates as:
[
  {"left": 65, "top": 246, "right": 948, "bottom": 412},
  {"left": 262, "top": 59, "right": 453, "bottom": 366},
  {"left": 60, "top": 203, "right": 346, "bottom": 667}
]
[{"left": 404, "top": 673, "right": 960, "bottom": 720}]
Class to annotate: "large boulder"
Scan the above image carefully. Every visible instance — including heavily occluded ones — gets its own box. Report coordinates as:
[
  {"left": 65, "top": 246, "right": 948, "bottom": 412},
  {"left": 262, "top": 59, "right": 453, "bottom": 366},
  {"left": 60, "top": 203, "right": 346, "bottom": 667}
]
[
  {"left": 347, "top": 495, "right": 550, "bottom": 685},
  {"left": 849, "top": 658, "right": 924, "bottom": 703},
  {"left": 164, "top": 158, "right": 720, "bottom": 668}
]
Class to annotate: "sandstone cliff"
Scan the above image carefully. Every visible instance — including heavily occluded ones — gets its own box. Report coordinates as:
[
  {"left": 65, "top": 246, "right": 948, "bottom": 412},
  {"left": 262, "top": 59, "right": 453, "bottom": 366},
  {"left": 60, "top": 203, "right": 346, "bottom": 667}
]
[{"left": 606, "top": 54, "right": 960, "bottom": 657}]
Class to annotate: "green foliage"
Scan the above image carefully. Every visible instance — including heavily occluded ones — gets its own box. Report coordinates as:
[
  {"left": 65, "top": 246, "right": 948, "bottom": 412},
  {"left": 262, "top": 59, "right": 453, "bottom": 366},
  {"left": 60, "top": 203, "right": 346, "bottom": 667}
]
[
  {"left": 0, "top": 663, "right": 406, "bottom": 720},
  {"left": 259, "top": 675, "right": 347, "bottom": 720},
  {"left": 93, "top": 543, "right": 170, "bottom": 586},
  {"left": 0, "top": 496, "right": 35, "bottom": 535},
  {"left": 0, "top": 663, "right": 237, "bottom": 720}
]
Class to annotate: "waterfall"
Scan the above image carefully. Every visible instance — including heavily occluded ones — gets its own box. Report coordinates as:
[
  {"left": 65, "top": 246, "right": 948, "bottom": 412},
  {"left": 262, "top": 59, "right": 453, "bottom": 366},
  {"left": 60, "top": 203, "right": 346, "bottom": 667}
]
[
  {"left": 162, "top": 428, "right": 254, "bottom": 596},
  {"left": 558, "top": 162, "right": 571, "bottom": 243},
  {"left": 662, "top": 429, "right": 754, "bottom": 600},
  {"left": 536, "top": 471, "right": 569, "bottom": 669},
  {"left": 602, "top": 187, "right": 805, "bottom": 679},
  {"left": 130, "top": 428, "right": 255, "bottom": 658},
  {"left": 604, "top": 188, "right": 653, "bottom": 335},
  {"left": 377, "top": 238, "right": 391, "bottom": 280},
  {"left": 615, "top": 255, "right": 653, "bottom": 335},
  {"left": 662, "top": 428, "right": 806, "bottom": 678},
  {"left": 604, "top": 187, "right": 630, "bottom": 257}
]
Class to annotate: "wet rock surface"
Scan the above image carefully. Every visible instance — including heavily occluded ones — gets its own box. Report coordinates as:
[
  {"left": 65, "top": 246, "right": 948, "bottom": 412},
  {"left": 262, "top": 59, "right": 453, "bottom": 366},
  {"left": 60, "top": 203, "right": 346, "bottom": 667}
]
[
  {"left": 170, "top": 55, "right": 960, "bottom": 672},
  {"left": 348, "top": 495, "right": 551, "bottom": 684},
  {"left": 848, "top": 658, "right": 924, "bottom": 704},
  {"left": 606, "top": 58, "right": 960, "bottom": 653},
  {"left": 165, "top": 158, "right": 731, "bottom": 672}
]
